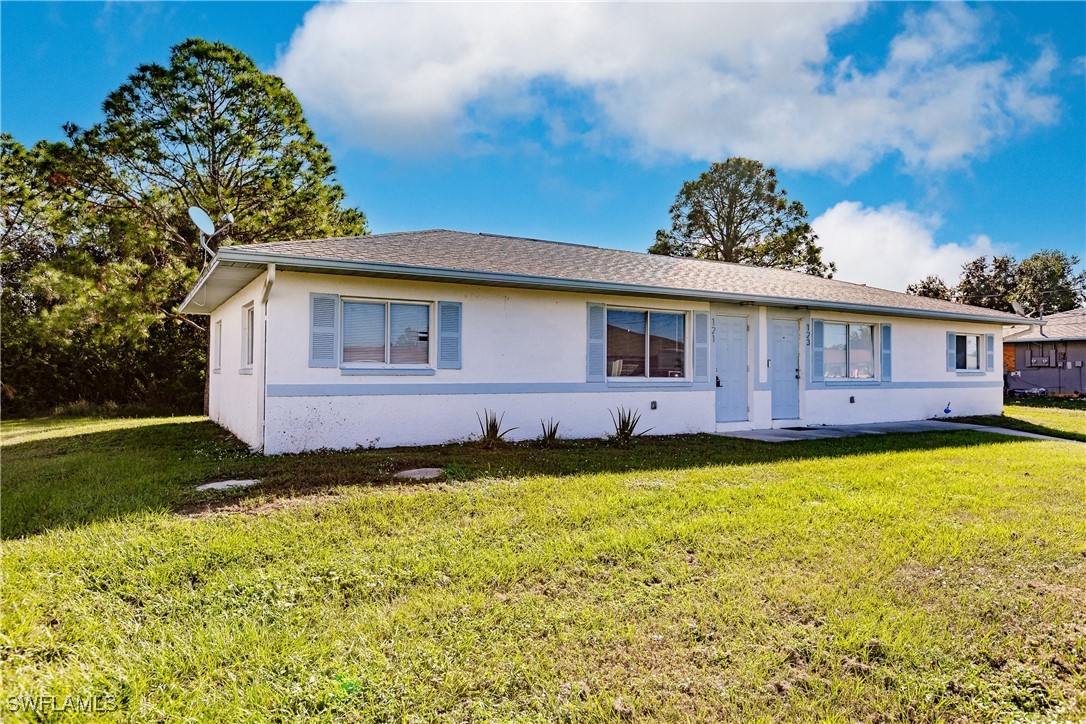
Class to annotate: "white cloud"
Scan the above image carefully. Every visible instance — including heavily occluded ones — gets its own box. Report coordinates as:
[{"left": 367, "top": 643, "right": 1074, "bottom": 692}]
[
  {"left": 812, "top": 201, "right": 1002, "bottom": 291},
  {"left": 274, "top": 2, "right": 1060, "bottom": 172}
]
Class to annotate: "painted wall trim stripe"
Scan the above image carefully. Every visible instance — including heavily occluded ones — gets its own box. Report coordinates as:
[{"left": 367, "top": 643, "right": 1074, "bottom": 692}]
[
  {"left": 268, "top": 379, "right": 1001, "bottom": 398},
  {"left": 807, "top": 379, "right": 1002, "bottom": 390},
  {"left": 268, "top": 382, "right": 713, "bottom": 397}
]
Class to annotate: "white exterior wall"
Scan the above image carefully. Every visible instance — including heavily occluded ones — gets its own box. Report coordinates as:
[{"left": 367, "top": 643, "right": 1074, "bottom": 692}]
[
  {"left": 798, "top": 309, "right": 1002, "bottom": 426},
  {"left": 265, "top": 392, "right": 711, "bottom": 453},
  {"left": 261, "top": 272, "right": 715, "bottom": 453},
  {"left": 204, "top": 270, "right": 1005, "bottom": 454},
  {"left": 207, "top": 273, "right": 267, "bottom": 449}
]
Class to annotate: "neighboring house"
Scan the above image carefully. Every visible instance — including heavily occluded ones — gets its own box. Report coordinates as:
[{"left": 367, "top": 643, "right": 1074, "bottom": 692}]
[
  {"left": 179, "top": 230, "right": 1027, "bottom": 454},
  {"left": 1003, "top": 307, "right": 1086, "bottom": 395}
]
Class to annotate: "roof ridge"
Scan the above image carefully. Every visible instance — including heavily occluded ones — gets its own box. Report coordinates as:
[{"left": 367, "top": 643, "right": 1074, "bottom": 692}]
[
  {"left": 231, "top": 229, "right": 450, "bottom": 250},
  {"left": 233, "top": 229, "right": 875, "bottom": 287},
  {"left": 471, "top": 230, "right": 602, "bottom": 251}
]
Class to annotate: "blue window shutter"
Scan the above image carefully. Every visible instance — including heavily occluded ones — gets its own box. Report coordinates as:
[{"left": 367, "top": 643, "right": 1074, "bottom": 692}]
[
  {"left": 309, "top": 293, "right": 339, "bottom": 368},
  {"left": 811, "top": 320, "right": 824, "bottom": 383},
  {"left": 881, "top": 324, "right": 892, "bottom": 382},
  {"left": 586, "top": 303, "right": 606, "bottom": 382},
  {"left": 437, "top": 301, "right": 462, "bottom": 369},
  {"left": 693, "top": 312, "right": 709, "bottom": 383},
  {"left": 946, "top": 332, "right": 957, "bottom": 371},
  {"left": 985, "top": 333, "right": 995, "bottom": 372}
]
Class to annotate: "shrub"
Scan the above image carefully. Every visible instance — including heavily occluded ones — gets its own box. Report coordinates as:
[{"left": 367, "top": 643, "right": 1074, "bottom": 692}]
[
  {"left": 539, "top": 418, "right": 561, "bottom": 448},
  {"left": 609, "top": 406, "right": 652, "bottom": 447},
  {"left": 476, "top": 409, "right": 517, "bottom": 449}
]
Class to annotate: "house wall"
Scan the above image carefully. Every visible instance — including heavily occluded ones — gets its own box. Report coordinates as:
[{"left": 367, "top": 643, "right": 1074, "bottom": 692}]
[
  {"left": 207, "top": 270, "right": 1006, "bottom": 454},
  {"left": 207, "top": 273, "right": 267, "bottom": 449},
  {"left": 261, "top": 272, "right": 715, "bottom": 453},
  {"left": 1007, "top": 340, "right": 1086, "bottom": 394},
  {"left": 800, "top": 309, "right": 1003, "bottom": 425}
]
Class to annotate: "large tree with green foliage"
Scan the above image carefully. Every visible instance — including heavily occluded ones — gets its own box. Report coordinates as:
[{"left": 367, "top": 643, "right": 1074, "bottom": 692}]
[
  {"left": 2, "top": 135, "right": 190, "bottom": 411},
  {"left": 1, "top": 136, "right": 66, "bottom": 315},
  {"left": 2, "top": 39, "right": 366, "bottom": 414},
  {"left": 50, "top": 37, "right": 367, "bottom": 333},
  {"left": 904, "top": 251, "right": 1084, "bottom": 314},
  {"left": 904, "top": 275, "right": 953, "bottom": 301},
  {"left": 953, "top": 255, "right": 1018, "bottom": 312},
  {"left": 2, "top": 135, "right": 70, "bottom": 404},
  {"left": 649, "top": 158, "right": 835, "bottom": 277},
  {"left": 1014, "top": 249, "right": 1085, "bottom": 315}
]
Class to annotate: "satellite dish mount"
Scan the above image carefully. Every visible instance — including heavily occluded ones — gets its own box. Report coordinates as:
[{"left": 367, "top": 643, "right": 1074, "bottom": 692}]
[{"left": 187, "top": 206, "right": 235, "bottom": 262}]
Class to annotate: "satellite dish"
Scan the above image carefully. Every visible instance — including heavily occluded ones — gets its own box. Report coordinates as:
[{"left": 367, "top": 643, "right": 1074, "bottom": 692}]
[
  {"left": 1011, "top": 300, "right": 1026, "bottom": 317},
  {"left": 188, "top": 206, "right": 216, "bottom": 236}
]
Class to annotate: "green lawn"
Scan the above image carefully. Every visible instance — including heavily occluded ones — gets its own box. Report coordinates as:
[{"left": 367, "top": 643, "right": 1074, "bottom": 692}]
[
  {"left": 951, "top": 397, "right": 1086, "bottom": 443},
  {"left": 2, "top": 414, "right": 1084, "bottom": 721}
]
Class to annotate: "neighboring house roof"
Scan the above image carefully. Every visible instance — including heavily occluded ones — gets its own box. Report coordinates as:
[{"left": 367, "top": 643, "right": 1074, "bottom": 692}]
[
  {"left": 1004, "top": 308, "right": 1086, "bottom": 342},
  {"left": 180, "top": 229, "right": 1027, "bottom": 324}
]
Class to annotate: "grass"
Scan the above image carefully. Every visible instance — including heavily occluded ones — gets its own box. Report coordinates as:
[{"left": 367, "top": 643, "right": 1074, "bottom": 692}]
[
  {"left": 952, "top": 397, "right": 1086, "bottom": 443},
  {"left": 2, "top": 412, "right": 1084, "bottom": 721}
]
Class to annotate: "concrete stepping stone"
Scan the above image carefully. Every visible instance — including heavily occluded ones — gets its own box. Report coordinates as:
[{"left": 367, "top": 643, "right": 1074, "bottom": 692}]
[
  {"left": 196, "top": 479, "right": 259, "bottom": 491},
  {"left": 393, "top": 468, "right": 445, "bottom": 480}
]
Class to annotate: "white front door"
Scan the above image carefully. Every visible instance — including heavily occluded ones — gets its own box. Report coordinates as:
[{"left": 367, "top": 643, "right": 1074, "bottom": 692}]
[
  {"left": 713, "top": 315, "right": 748, "bottom": 422},
  {"left": 770, "top": 319, "right": 800, "bottom": 420}
]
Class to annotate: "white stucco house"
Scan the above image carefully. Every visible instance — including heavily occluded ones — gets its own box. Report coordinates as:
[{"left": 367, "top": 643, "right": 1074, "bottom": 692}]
[{"left": 179, "top": 230, "right": 1026, "bottom": 454}]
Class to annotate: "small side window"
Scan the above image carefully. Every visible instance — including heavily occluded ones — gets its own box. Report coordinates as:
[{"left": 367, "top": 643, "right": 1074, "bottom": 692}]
[
  {"left": 241, "top": 303, "right": 255, "bottom": 371},
  {"left": 213, "top": 320, "right": 222, "bottom": 373}
]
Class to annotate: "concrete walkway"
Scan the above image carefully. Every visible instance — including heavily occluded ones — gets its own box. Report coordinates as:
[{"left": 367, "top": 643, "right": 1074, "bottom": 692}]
[{"left": 720, "top": 419, "right": 1081, "bottom": 444}]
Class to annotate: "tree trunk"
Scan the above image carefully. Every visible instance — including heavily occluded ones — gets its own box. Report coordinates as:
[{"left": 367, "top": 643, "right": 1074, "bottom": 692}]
[{"left": 203, "top": 323, "right": 211, "bottom": 416}]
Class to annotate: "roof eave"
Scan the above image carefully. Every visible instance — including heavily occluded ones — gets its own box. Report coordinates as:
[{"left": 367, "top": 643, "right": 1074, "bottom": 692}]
[
  {"left": 181, "top": 248, "right": 1028, "bottom": 325},
  {"left": 1007, "top": 336, "right": 1086, "bottom": 343},
  {"left": 178, "top": 257, "right": 220, "bottom": 314}
]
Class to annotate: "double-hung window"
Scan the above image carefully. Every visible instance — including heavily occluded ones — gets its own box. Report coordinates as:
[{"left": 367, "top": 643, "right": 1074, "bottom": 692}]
[
  {"left": 606, "top": 308, "right": 686, "bottom": 378},
  {"left": 954, "top": 334, "right": 981, "bottom": 371},
  {"left": 342, "top": 300, "right": 430, "bottom": 366},
  {"left": 822, "top": 322, "right": 875, "bottom": 379}
]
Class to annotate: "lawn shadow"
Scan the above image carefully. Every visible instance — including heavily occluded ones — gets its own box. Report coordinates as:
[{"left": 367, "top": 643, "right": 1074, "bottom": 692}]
[
  {"left": 2, "top": 418, "right": 1057, "bottom": 540},
  {"left": 198, "top": 428, "right": 1051, "bottom": 516},
  {"left": 1, "top": 418, "right": 256, "bottom": 540}
]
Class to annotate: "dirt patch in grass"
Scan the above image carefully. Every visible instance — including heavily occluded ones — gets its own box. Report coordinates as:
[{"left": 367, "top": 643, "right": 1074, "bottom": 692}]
[{"left": 177, "top": 491, "right": 350, "bottom": 519}]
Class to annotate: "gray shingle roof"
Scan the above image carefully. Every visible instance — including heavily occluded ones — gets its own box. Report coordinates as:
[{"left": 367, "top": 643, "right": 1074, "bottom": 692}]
[
  {"left": 181, "top": 229, "right": 1026, "bottom": 324},
  {"left": 1004, "top": 308, "right": 1086, "bottom": 342}
]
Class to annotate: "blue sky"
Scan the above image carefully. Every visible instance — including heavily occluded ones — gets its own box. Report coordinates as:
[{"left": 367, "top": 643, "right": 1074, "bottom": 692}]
[{"left": 2, "top": 1, "right": 1083, "bottom": 290}]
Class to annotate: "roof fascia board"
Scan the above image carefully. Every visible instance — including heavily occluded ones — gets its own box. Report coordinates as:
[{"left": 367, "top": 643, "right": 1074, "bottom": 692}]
[
  {"left": 178, "top": 257, "right": 221, "bottom": 314},
  {"left": 1006, "top": 335, "right": 1084, "bottom": 342},
  {"left": 199, "top": 248, "right": 1028, "bottom": 325},
  {"left": 1017, "top": 338, "right": 1086, "bottom": 342}
]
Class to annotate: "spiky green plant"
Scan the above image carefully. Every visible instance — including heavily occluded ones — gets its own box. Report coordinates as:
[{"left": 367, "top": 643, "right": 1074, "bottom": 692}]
[
  {"left": 476, "top": 409, "right": 517, "bottom": 449},
  {"left": 608, "top": 406, "right": 653, "bottom": 447},
  {"left": 539, "top": 418, "right": 561, "bottom": 448}
]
